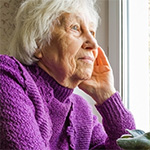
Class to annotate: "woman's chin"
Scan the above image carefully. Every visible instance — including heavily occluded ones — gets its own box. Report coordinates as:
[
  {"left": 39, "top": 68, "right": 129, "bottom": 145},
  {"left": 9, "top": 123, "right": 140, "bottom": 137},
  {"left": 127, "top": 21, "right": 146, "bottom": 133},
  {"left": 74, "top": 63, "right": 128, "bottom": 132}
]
[{"left": 77, "top": 70, "right": 92, "bottom": 80}]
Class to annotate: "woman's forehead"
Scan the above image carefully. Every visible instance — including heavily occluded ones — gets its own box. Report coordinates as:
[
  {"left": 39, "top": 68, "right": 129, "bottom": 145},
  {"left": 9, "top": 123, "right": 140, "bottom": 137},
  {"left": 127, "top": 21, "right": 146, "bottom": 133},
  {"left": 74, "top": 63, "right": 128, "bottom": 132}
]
[{"left": 58, "top": 12, "right": 96, "bottom": 29}]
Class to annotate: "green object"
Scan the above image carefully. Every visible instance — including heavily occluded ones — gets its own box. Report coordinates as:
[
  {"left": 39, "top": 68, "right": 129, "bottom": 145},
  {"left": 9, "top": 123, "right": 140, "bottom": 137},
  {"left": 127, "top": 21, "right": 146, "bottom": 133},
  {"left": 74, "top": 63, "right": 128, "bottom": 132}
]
[{"left": 116, "top": 129, "right": 150, "bottom": 150}]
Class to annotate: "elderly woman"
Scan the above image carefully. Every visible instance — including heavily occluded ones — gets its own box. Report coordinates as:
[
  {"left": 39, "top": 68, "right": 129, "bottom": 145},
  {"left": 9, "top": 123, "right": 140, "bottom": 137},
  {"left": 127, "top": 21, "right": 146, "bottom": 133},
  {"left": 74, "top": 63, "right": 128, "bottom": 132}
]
[{"left": 0, "top": 0, "right": 135, "bottom": 149}]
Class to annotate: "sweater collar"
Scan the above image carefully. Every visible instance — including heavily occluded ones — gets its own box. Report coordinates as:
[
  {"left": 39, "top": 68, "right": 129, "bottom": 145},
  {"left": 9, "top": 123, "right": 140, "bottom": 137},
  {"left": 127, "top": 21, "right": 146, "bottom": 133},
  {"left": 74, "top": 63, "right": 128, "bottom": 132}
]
[{"left": 25, "top": 63, "right": 74, "bottom": 103}]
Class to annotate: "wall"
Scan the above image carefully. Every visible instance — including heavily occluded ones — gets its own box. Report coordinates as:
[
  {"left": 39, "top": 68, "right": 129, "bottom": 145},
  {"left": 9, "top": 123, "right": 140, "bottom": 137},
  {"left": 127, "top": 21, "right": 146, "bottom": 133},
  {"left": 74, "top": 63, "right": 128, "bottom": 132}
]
[
  {"left": 0, "top": 0, "right": 22, "bottom": 54},
  {"left": 96, "top": 0, "right": 109, "bottom": 55}
]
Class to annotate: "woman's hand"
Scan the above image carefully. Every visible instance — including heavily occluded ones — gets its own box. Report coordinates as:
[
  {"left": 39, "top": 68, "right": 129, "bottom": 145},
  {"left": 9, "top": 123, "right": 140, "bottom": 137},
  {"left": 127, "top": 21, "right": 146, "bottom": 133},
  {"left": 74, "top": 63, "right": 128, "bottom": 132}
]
[{"left": 78, "top": 47, "right": 116, "bottom": 105}]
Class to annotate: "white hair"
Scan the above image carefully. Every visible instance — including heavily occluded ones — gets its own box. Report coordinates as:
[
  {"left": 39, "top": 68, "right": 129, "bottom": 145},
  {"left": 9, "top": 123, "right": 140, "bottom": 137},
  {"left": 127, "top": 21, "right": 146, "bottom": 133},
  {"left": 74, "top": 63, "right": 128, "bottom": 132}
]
[{"left": 9, "top": 0, "right": 100, "bottom": 65}]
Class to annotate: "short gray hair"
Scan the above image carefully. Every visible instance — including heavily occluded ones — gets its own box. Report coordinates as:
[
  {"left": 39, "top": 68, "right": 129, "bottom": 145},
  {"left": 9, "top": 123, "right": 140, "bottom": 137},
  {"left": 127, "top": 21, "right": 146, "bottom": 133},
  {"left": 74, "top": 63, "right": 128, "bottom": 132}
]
[{"left": 9, "top": 0, "right": 100, "bottom": 65}]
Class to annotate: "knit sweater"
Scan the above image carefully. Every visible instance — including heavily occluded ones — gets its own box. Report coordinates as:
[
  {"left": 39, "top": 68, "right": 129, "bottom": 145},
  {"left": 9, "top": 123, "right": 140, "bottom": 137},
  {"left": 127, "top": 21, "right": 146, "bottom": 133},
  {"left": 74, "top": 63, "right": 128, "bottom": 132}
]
[{"left": 0, "top": 54, "right": 136, "bottom": 150}]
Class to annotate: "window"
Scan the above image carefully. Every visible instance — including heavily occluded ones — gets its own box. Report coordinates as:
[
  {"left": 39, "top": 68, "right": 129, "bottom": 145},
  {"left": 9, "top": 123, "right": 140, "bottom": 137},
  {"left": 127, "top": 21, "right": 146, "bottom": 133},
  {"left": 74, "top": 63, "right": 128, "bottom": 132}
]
[
  {"left": 109, "top": 0, "right": 150, "bottom": 132},
  {"left": 124, "top": 0, "right": 150, "bottom": 132}
]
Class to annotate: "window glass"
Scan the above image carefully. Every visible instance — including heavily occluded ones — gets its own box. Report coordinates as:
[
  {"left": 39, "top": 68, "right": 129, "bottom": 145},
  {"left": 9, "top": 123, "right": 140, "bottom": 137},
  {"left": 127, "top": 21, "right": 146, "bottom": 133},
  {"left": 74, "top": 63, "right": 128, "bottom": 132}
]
[{"left": 122, "top": 0, "right": 150, "bottom": 132}]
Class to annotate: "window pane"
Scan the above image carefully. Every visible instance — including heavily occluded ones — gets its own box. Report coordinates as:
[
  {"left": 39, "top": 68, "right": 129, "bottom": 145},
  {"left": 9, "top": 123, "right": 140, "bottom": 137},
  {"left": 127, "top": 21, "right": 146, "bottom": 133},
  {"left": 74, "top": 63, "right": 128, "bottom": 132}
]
[{"left": 122, "top": 0, "right": 150, "bottom": 132}]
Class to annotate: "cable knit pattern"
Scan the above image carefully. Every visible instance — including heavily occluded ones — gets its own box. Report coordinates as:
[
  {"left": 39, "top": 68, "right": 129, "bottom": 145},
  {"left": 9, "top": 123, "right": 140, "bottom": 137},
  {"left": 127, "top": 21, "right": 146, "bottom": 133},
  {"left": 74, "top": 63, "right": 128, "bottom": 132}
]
[{"left": 0, "top": 54, "right": 136, "bottom": 150}]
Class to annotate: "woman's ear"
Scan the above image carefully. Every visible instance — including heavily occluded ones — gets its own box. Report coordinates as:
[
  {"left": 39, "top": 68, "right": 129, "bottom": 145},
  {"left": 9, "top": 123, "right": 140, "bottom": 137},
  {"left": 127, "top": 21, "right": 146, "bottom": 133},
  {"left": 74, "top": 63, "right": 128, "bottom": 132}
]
[
  {"left": 34, "top": 49, "right": 42, "bottom": 59},
  {"left": 34, "top": 41, "right": 43, "bottom": 59}
]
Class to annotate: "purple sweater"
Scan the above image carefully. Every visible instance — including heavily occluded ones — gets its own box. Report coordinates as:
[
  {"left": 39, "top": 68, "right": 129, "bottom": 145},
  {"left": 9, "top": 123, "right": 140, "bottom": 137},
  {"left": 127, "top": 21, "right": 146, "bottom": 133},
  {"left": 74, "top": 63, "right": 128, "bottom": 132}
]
[{"left": 0, "top": 55, "right": 135, "bottom": 150}]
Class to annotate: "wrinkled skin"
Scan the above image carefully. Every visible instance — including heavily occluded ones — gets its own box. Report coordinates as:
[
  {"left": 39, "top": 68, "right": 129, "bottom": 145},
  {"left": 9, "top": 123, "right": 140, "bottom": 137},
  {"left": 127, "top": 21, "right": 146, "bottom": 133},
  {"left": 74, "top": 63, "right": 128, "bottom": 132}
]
[{"left": 35, "top": 12, "right": 116, "bottom": 105}]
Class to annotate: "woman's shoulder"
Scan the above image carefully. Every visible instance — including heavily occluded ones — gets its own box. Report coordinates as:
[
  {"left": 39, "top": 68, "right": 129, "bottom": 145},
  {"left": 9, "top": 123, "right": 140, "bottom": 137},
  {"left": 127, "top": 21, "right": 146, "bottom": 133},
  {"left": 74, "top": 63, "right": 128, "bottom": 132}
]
[
  {"left": 0, "top": 54, "right": 28, "bottom": 85},
  {"left": 0, "top": 54, "right": 22, "bottom": 71}
]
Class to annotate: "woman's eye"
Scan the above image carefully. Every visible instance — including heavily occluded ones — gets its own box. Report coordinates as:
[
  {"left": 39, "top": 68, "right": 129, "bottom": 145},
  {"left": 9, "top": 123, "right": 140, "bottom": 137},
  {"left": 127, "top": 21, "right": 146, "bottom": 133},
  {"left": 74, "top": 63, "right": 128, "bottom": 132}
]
[
  {"left": 71, "top": 25, "right": 80, "bottom": 31},
  {"left": 90, "top": 31, "right": 95, "bottom": 37}
]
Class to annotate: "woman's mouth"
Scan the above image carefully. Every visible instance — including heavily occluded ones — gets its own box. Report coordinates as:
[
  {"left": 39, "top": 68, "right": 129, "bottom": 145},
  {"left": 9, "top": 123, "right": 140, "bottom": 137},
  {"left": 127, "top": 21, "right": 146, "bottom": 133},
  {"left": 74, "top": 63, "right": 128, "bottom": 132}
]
[{"left": 78, "top": 56, "right": 94, "bottom": 64}]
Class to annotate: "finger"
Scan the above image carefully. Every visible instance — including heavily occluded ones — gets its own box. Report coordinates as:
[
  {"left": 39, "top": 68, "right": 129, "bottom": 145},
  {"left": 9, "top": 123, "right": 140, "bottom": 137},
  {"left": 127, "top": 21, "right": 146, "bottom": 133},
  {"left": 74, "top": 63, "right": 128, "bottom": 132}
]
[
  {"left": 94, "top": 55, "right": 103, "bottom": 66},
  {"left": 95, "top": 47, "right": 103, "bottom": 66},
  {"left": 98, "top": 47, "right": 110, "bottom": 66}
]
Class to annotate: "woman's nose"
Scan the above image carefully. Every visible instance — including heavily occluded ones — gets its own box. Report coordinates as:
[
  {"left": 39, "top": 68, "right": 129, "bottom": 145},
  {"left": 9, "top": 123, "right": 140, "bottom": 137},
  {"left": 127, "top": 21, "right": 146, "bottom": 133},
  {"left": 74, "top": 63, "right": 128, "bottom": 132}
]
[{"left": 81, "top": 32, "right": 98, "bottom": 50}]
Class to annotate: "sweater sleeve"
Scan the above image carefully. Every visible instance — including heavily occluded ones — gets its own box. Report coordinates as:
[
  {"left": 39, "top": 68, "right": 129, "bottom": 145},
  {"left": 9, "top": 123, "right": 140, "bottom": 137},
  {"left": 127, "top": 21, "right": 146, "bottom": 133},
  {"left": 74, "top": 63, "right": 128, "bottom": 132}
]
[
  {"left": 91, "top": 92, "right": 136, "bottom": 150},
  {"left": 0, "top": 56, "right": 50, "bottom": 150}
]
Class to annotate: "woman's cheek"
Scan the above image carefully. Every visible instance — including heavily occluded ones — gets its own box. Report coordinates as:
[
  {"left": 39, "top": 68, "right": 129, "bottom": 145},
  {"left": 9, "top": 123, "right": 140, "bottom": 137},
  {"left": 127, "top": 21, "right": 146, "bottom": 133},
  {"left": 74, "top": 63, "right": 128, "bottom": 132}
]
[{"left": 67, "top": 57, "right": 77, "bottom": 74}]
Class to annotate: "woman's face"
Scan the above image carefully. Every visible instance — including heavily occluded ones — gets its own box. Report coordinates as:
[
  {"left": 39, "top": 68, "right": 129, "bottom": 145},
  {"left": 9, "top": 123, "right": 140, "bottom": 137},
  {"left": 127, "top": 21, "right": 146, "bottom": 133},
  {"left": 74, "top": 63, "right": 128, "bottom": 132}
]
[{"left": 37, "top": 12, "right": 98, "bottom": 88}]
